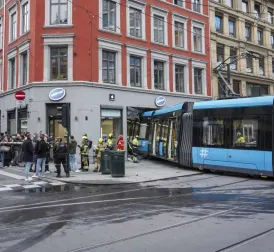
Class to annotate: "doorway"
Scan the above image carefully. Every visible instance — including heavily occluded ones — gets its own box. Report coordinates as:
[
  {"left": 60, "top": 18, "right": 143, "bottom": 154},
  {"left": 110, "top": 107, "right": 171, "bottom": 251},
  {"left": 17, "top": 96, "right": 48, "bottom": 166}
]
[{"left": 101, "top": 109, "right": 122, "bottom": 147}]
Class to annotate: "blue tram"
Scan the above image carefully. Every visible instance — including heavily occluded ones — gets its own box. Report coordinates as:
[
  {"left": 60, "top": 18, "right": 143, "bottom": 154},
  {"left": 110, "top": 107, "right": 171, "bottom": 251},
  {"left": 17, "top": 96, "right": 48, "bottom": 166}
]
[{"left": 139, "top": 96, "right": 273, "bottom": 177}]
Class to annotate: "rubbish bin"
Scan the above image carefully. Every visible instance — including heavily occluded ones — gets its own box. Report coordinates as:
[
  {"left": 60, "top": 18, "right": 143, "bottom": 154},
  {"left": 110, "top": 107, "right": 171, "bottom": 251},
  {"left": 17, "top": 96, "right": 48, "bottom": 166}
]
[
  {"left": 100, "top": 150, "right": 111, "bottom": 174},
  {"left": 110, "top": 151, "right": 125, "bottom": 177}
]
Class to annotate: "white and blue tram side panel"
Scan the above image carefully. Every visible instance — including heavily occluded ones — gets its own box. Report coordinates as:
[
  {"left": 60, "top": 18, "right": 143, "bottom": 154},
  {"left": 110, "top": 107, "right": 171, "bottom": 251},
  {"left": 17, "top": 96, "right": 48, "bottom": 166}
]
[
  {"left": 192, "top": 96, "right": 274, "bottom": 177},
  {"left": 138, "top": 111, "right": 153, "bottom": 154}
]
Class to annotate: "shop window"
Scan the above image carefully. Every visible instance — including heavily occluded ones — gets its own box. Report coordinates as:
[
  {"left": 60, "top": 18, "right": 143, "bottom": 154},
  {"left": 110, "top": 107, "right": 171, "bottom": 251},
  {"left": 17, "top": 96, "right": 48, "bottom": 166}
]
[
  {"left": 203, "top": 118, "right": 224, "bottom": 146},
  {"left": 7, "top": 110, "right": 16, "bottom": 135},
  {"left": 232, "top": 119, "right": 258, "bottom": 148},
  {"left": 18, "top": 108, "right": 28, "bottom": 133}
]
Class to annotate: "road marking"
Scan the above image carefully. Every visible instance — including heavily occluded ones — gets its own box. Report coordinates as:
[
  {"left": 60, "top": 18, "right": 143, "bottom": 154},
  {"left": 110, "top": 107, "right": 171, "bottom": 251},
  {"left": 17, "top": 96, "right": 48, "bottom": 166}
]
[
  {"left": 0, "top": 187, "right": 13, "bottom": 192},
  {"left": 49, "top": 182, "right": 67, "bottom": 186},
  {"left": 0, "top": 170, "right": 25, "bottom": 180},
  {"left": 33, "top": 181, "right": 48, "bottom": 185},
  {"left": 22, "top": 185, "right": 41, "bottom": 189},
  {"left": 4, "top": 184, "right": 21, "bottom": 188}
]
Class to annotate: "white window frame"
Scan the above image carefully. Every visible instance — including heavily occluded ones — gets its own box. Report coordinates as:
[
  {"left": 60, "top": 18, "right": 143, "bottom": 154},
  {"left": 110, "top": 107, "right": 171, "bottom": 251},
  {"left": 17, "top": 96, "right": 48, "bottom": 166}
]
[
  {"left": 151, "top": 6, "right": 168, "bottom": 46},
  {"left": 42, "top": 34, "right": 74, "bottom": 82},
  {"left": 173, "top": 57, "right": 189, "bottom": 94},
  {"left": 9, "top": 5, "right": 17, "bottom": 43},
  {"left": 99, "top": 0, "right": 121, "bottom": 34},
  {"left": 98, "top": 38, "right": 122, "bottom": 85},
  {"left": 174, "top": 0, "right": 185, "bottom": 8},
  {"left": 7, "top": 49, "right": 17, "bottom": 90},
  {"left": 126, "top": 46, "right": 147, "bottom": 89},
  {"left": 192, "top": 61, "right": 207, "bottom": 96},
  {"left": 126, "top": 0, "right": 146, "bottom": 40},
  {"left": 172, "top": 14, "right": 187, "bottom": 50},
  {"left": 20, "top": 0, "right": 30, "bottom": 35},
  {"left": 151, "top": 51, "right": 170, "bottom": 92},
  {"left": 18, "top": 41, "right": 30, "bottom": 87},
  {"left": 192, "top": 0, "right": 203, "bottom": 14},
  {"left": 0, "top": 17, "right": 2, "bottom": 49},
  {"left": 45, "top": 0, "right": 73, "bottom": 27},
  {"left": 191, "top": 20, "right": 205, "bottom": 54}
]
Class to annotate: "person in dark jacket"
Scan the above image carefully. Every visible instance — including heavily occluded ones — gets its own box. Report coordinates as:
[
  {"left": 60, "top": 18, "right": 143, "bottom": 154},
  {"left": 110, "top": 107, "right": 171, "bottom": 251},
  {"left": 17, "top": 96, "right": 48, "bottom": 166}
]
[
  {"left": 68, "top": 136, "right": 77, "bottom": 172},
  {"left": 23, "top": 133, "right": 34, "bottom": 181},
  {"left": 54, "top": 138, "right": 69, "bottom": 177},
  {"left": 33, "top": 134, "right": 47, "bottom": 179}
]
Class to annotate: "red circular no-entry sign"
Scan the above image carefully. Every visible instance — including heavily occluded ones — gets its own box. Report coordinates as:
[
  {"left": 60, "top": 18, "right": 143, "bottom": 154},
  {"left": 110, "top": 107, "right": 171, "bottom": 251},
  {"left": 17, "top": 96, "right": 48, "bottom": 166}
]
[{"left": 15, "top": 91, "right": 26, "bottom": 101}]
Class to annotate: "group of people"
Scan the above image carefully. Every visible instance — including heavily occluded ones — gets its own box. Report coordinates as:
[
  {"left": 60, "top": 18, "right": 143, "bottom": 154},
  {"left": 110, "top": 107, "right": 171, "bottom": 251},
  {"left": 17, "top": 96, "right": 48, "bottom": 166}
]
[{"left": 0, "top": 131, "right": 140, "bottom": 181}]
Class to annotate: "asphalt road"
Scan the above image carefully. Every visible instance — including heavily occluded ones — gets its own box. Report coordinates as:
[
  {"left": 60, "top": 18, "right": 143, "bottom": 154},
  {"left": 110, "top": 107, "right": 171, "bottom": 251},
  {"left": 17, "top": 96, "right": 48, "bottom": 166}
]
[{"left": 1, "top": 172, "right": 274, "bottom": 252}]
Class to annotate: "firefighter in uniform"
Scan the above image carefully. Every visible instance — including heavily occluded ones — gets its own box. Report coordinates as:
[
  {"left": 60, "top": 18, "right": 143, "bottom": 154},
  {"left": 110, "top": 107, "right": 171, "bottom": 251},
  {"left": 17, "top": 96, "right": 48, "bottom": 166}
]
[
  {"left": 80, "top": 139, "right": 89, "bottom": 171},
  {"left": 131, "top": 135, "right": 139, "bottom": 163},
  {"left": 117, "top": 135, "right": 125, "bottom": 151},
  {"left": 106, "top": 133, "right": 114, "bottom": 150},
  {"left": 94, "top": 138, "right": 105, "bottom": 172},
  {"left": 236, "top": 132, "right": 245, "bottom": 143}
]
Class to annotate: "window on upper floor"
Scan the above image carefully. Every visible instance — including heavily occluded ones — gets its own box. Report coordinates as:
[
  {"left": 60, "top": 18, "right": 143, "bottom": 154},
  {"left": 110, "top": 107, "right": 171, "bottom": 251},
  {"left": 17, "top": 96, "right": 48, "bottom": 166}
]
[
  {"left": 193, "top": 26, "right": 203, "bottom": 53},
  {"left": 230, "top": 48, "right": 237, "bottom": 70},
  {"left": 268, "top": 9, "right": 273, "bottom": 24},
  {"left": 174, "top": 0, "right": 184, "bottom": 7},
  {"left": 21, "top": 1, "right": 29, "bottom": 34},
  {"left": 272, "top": 59, "right": 274, "bottom": 75},
  {"left": 9, "top": 10, "right": 17, "bottom": 42},
  {"left": 233, "top": 80, "right": 241, "bottom": 95},
  {"left": 246, "top": 55, "right": 253, "bottom": 73},
  {"left": 50, "top": 47, "right": 68, "bottom": 80},
  {"left": 247, "top": 84, "right": 268, "bottom": 97},
  {"left": 257, "top": 27, "right": 263, "bottom": 45},
  {"left": 129, "top": 8, "right": 142, "bottom": 38},
  {"left": 21, "top": 52, "right": 28, "bottom": 86},
  {"left": 175, "top": 64, "right": 185, "bottom": 93},
  {"left": 102, "top": 50, "right": 116, "bottom": 84},
  {"left": 216, "top": 43, "right": 224, "bottom": 66},
  {"left": 215, "top": 14, "right": 223, "bottom": 33},
  {"left": 9, "top": 58, "right": 16, "bottom": 90},
  {"left": 259, "top": 57, "right": 264, "bottom": 76},
  {"left": 194, "top": 68, "right": 203, "bottom": 95},
  {"left": 154, "top": 61, "right": 165, "bottom": 90},
  {"left": 0, "top": 18, "right": 2, "bottom": 49},
  {"left": 153, "top": 15, "right": 164, "bottom": 44},
  {"left": 174, "top": 21, "right": 185, "bottom": 48},
  {"left": 229, "top": 17, "right": 236, "bottom": 37},
  {"left": 103, "top": 0, "right": 117, "bottom": 31},
  {"left": 50, "top": 0, "right": 68, "bottom": 25},
  {"left": 130, "top": 56, "right": 142, "bottom": 87},
  {"left": 192, "top": 0, "right": 201, "bottom": 13},
  {"left": 253, "top": 2, "right": 260, "bottom": 18},
  {"left": 0, "top": 0, "right": 3, "bottom": 8},
  {"left": 242, "top": 0, "right": 248, "bottom": 13},
  {"left": 245, "top": 23, "right": 251, "bottom": 41},
  {"left": 271, "top": 33, "right": 274, "bottom": 49}
]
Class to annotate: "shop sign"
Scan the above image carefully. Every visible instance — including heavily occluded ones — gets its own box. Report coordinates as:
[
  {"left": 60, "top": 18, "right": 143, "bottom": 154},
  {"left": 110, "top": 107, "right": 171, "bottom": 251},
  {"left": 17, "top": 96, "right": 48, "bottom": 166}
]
[
  {"left": 49, "top": 88, "right": 66, "bottom": 101},
  {"left": 155, "top": 96, "right": 166, "bottom": 107},
  {"left": 109, "top": 94, "right": 115, "bottom": 101}
]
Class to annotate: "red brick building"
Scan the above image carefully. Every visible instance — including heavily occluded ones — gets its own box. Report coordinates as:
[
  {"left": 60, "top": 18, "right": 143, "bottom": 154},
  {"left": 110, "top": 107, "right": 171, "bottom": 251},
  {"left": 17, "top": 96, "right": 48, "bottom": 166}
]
[{"left": 0, "top": 0, "right": 211, "bottom": 143}]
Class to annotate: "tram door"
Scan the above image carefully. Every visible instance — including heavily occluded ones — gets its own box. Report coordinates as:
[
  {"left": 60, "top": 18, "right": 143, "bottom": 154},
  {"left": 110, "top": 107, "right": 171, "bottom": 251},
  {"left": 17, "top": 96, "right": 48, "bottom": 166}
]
[
  {"left": 152, "top": 121, "right": 161, "bottom": 155},
  {"left": 167, "top": 119, "right": 177, "bottom": 160}
]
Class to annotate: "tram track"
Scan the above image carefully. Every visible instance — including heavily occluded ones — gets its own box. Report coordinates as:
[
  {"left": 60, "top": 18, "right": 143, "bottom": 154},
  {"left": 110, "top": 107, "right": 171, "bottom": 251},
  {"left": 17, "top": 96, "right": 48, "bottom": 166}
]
[
  {"left": 0, "top": 177, "right": 252, "bottom": 232},
  {"left": 215, "top": 227, "right": 274, "bottom": 252}
]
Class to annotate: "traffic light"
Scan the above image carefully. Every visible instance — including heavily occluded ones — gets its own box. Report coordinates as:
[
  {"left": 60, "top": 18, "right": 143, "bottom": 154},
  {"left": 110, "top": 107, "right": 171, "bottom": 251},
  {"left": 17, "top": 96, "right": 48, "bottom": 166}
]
[{"left": 56, "top": 104, "right": 69, "bottom": 128}]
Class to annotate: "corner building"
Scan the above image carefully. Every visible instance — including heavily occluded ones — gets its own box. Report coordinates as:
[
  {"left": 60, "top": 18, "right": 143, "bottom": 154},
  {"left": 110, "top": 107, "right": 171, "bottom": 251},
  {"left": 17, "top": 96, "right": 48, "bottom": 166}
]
[
  {"left": 0, "top": 0, "right": 210, "bottom": 143},
  {"left": 211, "top": 0, "right": 274, "bottom": 98}
]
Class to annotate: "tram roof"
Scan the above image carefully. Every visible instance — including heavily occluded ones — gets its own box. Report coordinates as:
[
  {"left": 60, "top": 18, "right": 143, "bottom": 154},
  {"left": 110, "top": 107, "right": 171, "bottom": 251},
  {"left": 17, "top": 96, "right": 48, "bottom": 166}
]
[
  {"left": 153, "top": 103, "right": 184, "bottom": 116},
  {"left": 193, "top": 96, "right": 274, "bottom": 110}
]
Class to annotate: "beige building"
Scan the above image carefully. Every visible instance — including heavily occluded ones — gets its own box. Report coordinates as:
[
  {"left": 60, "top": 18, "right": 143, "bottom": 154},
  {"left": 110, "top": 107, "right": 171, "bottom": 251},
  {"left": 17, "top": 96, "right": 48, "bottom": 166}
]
[{"left": 210, "top": 0, "right": 274, "bottom": 98}]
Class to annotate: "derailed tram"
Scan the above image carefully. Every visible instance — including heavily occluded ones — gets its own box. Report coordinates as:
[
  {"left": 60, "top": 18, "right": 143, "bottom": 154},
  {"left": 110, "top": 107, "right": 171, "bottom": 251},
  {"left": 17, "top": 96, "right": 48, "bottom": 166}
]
[{"left": 138, "top": 96, "right": 274, "bottom": 177}]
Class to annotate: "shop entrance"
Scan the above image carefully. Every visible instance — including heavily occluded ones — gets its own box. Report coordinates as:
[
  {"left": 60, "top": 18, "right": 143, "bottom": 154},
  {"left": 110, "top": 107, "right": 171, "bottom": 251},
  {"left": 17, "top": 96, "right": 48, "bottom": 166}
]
[
  {"left": 101, "top": 109, "right": 122, "bottom": 146},
  {"left": 46, "top": 103, "right": 70, "bottom": 142}
]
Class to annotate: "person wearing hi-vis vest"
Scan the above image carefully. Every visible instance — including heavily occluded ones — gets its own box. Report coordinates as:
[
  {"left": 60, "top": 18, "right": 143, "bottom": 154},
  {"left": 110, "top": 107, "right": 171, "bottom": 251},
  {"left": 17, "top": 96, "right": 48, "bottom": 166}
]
[
  {"left": 106, "top": 133, "right": 114, "bottom": 150},
  {"left": 79, "top": 139, "right": 89, "bottom": 171},
  {"left": 94, "top": 138, "right": 105, "bottom": 172}
]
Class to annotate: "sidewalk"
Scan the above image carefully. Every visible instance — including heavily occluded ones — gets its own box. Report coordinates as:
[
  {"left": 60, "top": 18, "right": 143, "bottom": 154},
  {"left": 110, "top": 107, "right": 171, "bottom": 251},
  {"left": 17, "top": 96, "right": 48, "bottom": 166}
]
[{"left": 2, "top": 160, "right": 201, "bottom": 185}]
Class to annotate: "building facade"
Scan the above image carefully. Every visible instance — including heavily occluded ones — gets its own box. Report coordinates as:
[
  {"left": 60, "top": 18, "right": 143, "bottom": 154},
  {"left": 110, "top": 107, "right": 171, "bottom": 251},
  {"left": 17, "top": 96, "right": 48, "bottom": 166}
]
[
  {"left": 210, "top": 0, "right": 274, "bottom": 99},
  {"left": 0, "top": 0, "right": 210, "bottom": 144}
]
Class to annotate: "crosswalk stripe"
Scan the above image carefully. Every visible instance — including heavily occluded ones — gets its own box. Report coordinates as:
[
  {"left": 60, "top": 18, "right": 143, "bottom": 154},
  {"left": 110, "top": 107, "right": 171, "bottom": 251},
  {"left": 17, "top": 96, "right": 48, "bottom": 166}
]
[
  {"left": 0, "top": 170, "right": 25, "bottom": 180},
  {"left": 22, "top": 185, "right": 41, "bottom": 189},
  {"left": 0, "top": 187, "right": 13, "bottom": 192},
  {"left": 4, "top": 184, "right": 21, "bottom": 188},
  {"left": 49, "top": 182, "right": 66, "bottom": 186},
  {"left": 33, "top": 181, "right": 48, "bottom": 185}
]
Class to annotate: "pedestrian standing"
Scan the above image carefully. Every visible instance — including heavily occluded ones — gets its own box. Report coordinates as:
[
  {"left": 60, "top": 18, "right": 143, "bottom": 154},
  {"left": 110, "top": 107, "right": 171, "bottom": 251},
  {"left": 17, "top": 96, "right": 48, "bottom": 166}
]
[
  {"left": 68, "top": 136, "right": 78, "bottom": 172},
  {"left": 22, "top": 133, "right": 34, "bottom": 181},
  {"left": 54, "top": 138, "right": 69, "bottom": 177},
  {"left": 33, "top": 134, "right": 47, "bottom": 179}
]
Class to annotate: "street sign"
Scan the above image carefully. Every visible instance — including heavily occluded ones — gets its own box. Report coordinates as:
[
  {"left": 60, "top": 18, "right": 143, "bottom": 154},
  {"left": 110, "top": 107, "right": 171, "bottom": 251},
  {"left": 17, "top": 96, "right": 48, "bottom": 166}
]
[
  {"left": 109, "top": 94, "right": 115, "bottom": 101},
  {"left": 15, "top": 91, "right": 26, "bottom": 101}
]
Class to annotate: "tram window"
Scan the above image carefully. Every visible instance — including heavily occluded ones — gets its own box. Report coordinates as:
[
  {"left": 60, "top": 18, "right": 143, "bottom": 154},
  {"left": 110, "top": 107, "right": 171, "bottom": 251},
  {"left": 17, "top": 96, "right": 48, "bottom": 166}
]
[
  {"left": 139, "top": 123, "right": 148, "bottom": 139},
  {"left": 203, "top": 118, "right": 224, "bottom": 146},
  {"left": 232, "top": 119, "right": 258, "bottom": 148},
  {"left": 127, "top": 120, "right": 133, "bottom": 140},
  {"left": 162, "top": 121, "right": 169, "bottom": 141}
]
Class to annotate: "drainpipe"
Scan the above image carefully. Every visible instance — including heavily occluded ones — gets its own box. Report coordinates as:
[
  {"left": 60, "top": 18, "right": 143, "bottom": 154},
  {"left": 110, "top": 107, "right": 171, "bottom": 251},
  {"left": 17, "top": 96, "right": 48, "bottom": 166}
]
[{"left": 1, "top": 0, "right": 6, "bottom": 93}]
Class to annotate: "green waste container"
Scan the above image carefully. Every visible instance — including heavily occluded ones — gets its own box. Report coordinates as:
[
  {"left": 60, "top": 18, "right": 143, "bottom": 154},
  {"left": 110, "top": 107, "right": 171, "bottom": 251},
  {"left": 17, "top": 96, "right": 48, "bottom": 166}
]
[
  {"left": 100, "top": 150, "right": 111, "bottom": 174},
  {"left": 110, "top": 151, "right": 125, "bottom": 177}
]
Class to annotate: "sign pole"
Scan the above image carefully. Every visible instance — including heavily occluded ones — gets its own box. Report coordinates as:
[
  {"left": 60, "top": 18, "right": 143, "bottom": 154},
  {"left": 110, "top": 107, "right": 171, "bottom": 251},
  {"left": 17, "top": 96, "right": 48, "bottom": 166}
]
[{"left": 66, "top": 103, "right": 71, "bottom": 175}]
